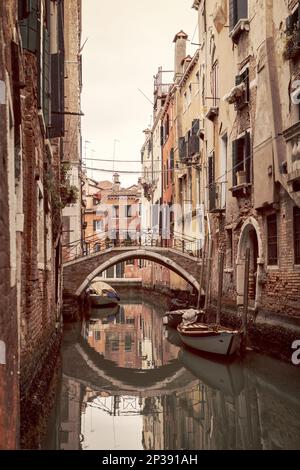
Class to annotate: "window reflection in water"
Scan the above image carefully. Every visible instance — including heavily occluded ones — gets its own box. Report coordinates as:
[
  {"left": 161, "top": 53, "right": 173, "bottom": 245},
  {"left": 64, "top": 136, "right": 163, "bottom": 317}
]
[{"left": 44, "top": 299, "right": 300, "bottom": 451}]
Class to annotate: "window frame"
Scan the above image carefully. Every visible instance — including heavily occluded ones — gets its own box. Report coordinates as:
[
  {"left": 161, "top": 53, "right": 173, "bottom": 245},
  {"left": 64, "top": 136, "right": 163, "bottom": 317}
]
[{"left": 267, "top": 213, "right": 279, "bottom": 267}]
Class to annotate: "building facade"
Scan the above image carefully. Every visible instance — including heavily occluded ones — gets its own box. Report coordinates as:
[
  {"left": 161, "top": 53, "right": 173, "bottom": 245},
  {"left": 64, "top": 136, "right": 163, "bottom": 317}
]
[
  {"left": 141, "top": 0, "right": 300, "bottom": 346},
  {"left": 0, "top": 0, "right": 83, "bottom": 448}
]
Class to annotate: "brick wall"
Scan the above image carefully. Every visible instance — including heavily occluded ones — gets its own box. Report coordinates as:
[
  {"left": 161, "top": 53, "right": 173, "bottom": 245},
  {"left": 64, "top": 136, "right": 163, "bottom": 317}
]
[
  {"left": 20, "top": 50, "right": 61, "bottom": 400},
  {"left": 0, "top": 0, "right": 20, "bottom": 450}
]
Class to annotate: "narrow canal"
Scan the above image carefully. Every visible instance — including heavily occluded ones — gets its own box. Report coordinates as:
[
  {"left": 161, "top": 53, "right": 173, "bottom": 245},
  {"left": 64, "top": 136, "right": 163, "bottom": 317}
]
[{"left": 43, "top": 290, "right": 300, "bottom": 450}]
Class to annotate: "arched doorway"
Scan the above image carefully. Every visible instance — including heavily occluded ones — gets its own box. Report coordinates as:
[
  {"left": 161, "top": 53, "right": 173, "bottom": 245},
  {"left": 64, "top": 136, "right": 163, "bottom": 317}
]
[{"left": 236, "top": 218, "right": 264, "bottom": 311}]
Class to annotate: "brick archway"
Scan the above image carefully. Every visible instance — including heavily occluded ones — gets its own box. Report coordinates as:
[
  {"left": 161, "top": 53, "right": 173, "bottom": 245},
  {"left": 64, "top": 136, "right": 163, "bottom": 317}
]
[{"left": 63, "top": 246, "right": 202, "bottom": 297}]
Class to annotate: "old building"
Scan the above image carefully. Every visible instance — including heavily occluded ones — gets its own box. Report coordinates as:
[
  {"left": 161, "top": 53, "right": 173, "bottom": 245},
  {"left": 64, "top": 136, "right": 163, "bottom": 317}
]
[
  {"left": 186, "top": 0, "right": 300, "bottom": 352},
  {"left": 62, "top": 0, "right": 83, "bottom": 259},
  {"left": 0, "top": 0, "right": 83, "bottom": 449},
  {"left": 0, "top": 0, "right": 22, "bottom": 450}
]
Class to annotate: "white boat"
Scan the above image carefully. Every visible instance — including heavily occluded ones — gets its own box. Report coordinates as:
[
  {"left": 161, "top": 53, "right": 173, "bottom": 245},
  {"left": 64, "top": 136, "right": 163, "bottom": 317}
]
[
  {"left": 87, "top": 280, "right": 120, "bottom": 307},
  {"left": 177, "top": 322, "right": 242, "bottom": 357},
  {"left": 163, "top": 308, "right": 200, "bottom": 328}
]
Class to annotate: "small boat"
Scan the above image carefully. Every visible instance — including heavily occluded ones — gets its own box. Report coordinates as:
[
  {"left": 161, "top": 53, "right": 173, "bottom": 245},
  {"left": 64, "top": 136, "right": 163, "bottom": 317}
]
[
  {"left": 177, "top": 322, "right": 242, "bottom": 357},
  {"left": 163, "top": 308, "right": 199, "bottom": 328},
  {"left": 87, "top": 280, "right": 120, "bottom": 307},
  {"left": 178, "top": 348, "right": 244, "bottom": 396}
]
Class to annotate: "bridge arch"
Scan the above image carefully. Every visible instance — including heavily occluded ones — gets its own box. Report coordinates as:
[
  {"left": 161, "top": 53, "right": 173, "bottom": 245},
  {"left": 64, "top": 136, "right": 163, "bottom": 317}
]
[{"left": 75, "top": 249, "right": 200, "bottom": 296}]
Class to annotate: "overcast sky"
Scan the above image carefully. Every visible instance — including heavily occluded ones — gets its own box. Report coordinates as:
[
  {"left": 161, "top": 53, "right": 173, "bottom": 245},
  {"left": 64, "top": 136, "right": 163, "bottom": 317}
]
[{"left": 82, "top": 0, "right": 197, "bottom": 186}]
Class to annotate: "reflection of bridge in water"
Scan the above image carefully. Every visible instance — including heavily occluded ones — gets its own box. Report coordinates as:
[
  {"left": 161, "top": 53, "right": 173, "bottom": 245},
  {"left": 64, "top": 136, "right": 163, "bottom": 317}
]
[{"left": 46, "top": 326, "right": 300, "bottom": 451}]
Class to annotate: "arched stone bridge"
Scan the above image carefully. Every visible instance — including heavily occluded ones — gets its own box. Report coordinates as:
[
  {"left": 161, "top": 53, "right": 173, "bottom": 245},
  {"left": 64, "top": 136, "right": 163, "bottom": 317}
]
[{"left": 63, "top": 246, "right": 203, "bottom": 297}]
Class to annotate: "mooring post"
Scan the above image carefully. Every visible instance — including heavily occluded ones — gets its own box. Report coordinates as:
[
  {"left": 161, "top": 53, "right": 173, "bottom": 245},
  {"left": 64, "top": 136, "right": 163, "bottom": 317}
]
[
  {"left": 197, "top": 236, "right": 207, "bottom": 310},
  {"left": 216, "top": 251, "right": 225, "bottom": 324},
  {"left": 204, "top": 238, "right": 213, "bottom": 313},
  {"left": 242, "top": 247, "right": 250, "bottom": 352}
]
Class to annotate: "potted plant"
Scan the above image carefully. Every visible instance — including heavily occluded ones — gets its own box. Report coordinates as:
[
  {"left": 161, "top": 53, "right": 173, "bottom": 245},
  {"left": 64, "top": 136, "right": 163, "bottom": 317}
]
[
  {"left": 283, "top": 28, "right": 300, "bottom": 61},
  {"left": 236, "top": 170, "right": 247, "bottom": 185}
]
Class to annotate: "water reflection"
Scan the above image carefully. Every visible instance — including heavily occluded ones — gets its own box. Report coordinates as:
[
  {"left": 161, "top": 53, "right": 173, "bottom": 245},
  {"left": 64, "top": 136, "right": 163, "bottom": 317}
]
[{"left": 44, "top": 297, "right": 300, "bottom": 450}]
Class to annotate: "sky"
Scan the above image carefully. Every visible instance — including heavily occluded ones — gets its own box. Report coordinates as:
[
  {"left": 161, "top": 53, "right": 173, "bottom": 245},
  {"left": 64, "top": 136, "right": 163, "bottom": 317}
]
[{"left": 81, "top": 0, "right": 198, "bottom": 187}]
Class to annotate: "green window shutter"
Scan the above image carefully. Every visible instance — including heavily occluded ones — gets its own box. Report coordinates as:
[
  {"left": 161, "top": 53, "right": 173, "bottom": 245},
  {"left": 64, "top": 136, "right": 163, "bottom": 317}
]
[
  {"left": 43, "top": 27, "right": 51, "bottom": 128},
  {"left": 229, "top": 0, "right": 236, "bottom": 32},
  {"left": 179, "top": 137, "right": 186, "bottom": 161},
  {"left": 19, "top": 0, "right": 39, "bottom": 52},
  {"left": 232, "top": 139, "right": 238, "bottom": 186},
  {"left": 245, "top": 131, "right": 251, "bottom": 183},
  {"left": 238, "top": 0, "right": 248, "bottom": 21}
]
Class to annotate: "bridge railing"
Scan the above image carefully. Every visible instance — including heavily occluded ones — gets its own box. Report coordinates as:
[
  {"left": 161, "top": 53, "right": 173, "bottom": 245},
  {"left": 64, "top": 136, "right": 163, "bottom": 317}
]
[{"left": 62, "top": 230, "right": 203, "bottom": 263}]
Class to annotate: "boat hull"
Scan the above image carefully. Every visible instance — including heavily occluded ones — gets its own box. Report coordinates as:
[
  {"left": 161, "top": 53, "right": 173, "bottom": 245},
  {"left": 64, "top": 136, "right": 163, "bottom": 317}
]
[{"left": 178, "top": 324, "right": 242, "bottom": 356}]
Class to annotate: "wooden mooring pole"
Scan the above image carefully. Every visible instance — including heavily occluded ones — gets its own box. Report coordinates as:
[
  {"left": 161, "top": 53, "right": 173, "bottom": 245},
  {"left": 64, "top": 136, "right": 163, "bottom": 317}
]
[
  {"left": 204, "top": 238, "right": 213, "bottom": 313},
  {"left": 242, "top": 248, "right": 250, "bottom": 352},
  {"left": 197, "top": 236, "right": 207, "bottom": 311},
  {"left": 216, "top": 251, "right": 225, "bottom": 324}
]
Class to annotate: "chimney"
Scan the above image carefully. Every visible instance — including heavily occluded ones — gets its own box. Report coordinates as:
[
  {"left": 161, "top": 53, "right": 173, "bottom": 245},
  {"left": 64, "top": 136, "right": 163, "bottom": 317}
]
[
  {"left": 173, "top": 30, "right": 188, "bottom": 82},
  {"left": 113, "top": 172, "right": 120, "bottom": 191}
]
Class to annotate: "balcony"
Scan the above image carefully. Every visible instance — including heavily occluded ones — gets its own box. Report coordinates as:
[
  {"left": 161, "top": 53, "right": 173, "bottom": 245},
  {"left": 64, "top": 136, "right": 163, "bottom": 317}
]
[
  {"left": 283, "top": 28, "right": 300, "bottom": 61},
  {"left": 283, "top": 122, "right": 300, "bottom": 191},
  {"left": 230, "top": 19, "right": 250, "bottom": 44}
]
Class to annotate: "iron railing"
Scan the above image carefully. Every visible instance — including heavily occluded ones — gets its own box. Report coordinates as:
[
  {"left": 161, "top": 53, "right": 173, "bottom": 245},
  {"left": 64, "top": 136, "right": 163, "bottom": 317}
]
[{"left": 62, "top": 230, "right": 203, "bottom": 263}]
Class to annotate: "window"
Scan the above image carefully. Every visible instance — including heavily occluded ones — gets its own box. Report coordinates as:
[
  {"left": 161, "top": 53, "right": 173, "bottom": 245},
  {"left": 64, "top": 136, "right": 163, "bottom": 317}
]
[
  {"left": 195, "top": 71, "right": 200, "bottom": 94},
  {"left": 37, "top": 183, "right": 45, "bottom": 266},
  {"left": 188, "top": 84, "right": 192, "bottom": 106},
  {"left": 294, "top": 206, "right": 300, "bottom": 265},
  {"left": 226, "top": 229, "right": 233, "bottom": 268},
  {"left": 126, "top": 205, "right": 132, "bottom": 218},
  {"left": 211, "top": 61, "right": 219, "bottom": 107},
  {"left": 113, "top": 205, "right": 119, "bottom": 218},
  {"left": 93, "top": 219, "right": 103, "bottom": 232},
  {"left": 94, "top": 331, "right": 101, "bottom": 342},
  {"left": 267, "top": 214, "right": 278, "bottom": 266},
  {"left": 229, "top": 0, "right": 248, "bottom": 31},
  {"left": 125, "top": 334, "right": 133, "bottom": 352},
  {"left": 208, "top": 152, "right": 216, "bottom": 211},
  {"left": 232, "top": 132, "right": 251, "bottom": 187}
]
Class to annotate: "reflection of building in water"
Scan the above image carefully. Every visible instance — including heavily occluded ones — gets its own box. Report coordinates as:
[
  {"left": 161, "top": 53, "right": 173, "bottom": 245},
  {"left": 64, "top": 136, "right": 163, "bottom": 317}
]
[
  {"left": 141, "top": 377, "right": 300, "bottom": 450},
  {"left": 52, "top": 363, "right": 300, "bottom": 451},
  {"left": 85, "top": 303, "right": 178, "bottom": 369}
]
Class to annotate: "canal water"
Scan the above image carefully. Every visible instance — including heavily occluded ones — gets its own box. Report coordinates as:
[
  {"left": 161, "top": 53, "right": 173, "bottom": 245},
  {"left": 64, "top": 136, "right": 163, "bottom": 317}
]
[{"left": 43, "top": 291, "right": 300, "bottom": 450}]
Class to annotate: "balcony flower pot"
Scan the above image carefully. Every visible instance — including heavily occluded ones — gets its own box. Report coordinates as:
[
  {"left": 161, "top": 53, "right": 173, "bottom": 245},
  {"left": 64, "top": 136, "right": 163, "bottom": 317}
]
[
  {"left": 283, "top": 29, "right": 300, "bottom": 61},
  {"left": 236, "top": 170, "right": 247, "bottom": 185}
]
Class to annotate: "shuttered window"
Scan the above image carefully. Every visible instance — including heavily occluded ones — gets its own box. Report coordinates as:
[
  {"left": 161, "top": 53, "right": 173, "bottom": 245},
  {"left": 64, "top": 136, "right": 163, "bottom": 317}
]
[
  {"left": 232, "top": 132, "right": 251, "bottom": 187},
  {"left": 267, "top": 214, "right": 278, "bottom": 266},
  {"left": 229, "top": 0, "right": 248, "bottom": 31},
  {"left": 208, "top": 152, "right": 216, "bottom": 211},
  {"left": 19, "top": 0, "right": 39, "bottom": 52},
  {"left": 294, "top": 207, "right": 300, "bottom": 265}
]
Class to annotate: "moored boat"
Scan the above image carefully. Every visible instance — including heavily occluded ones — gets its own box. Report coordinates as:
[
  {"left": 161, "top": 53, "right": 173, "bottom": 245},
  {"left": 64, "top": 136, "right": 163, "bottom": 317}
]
[
  {"left": 163, "top": 308, "right": 199, "bottom": 328},
  {"left": 177, "top": 322, "right": 242, "bottom": 357},
  {"left": 87, "top": 280, "right": 120, "bottom": 307}
]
